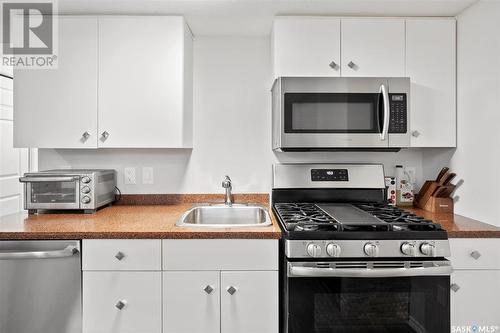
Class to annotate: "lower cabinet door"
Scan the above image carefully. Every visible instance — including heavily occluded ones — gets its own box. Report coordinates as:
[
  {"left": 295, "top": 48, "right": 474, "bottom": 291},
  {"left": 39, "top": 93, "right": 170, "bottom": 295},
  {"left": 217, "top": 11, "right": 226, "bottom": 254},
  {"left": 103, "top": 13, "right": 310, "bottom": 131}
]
[
  {"left": 451, "top": 270, "right": 500, "bottom": 330},
  {"left": 221, "top": 271, "right": 278, "bottom": 333},
  {"left": 83, "top": 271, "right": 162, "bottom": 333},
  {"left": 163, "top": 271, "right": 220, "bottom": 333}
]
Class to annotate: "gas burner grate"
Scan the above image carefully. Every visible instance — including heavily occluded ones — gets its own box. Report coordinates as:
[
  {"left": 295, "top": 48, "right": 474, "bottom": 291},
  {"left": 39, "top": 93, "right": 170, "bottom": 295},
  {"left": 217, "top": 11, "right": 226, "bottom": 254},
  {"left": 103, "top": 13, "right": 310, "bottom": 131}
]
[{"left": 274, "top": 203, "right": 337, "bottom": 231}]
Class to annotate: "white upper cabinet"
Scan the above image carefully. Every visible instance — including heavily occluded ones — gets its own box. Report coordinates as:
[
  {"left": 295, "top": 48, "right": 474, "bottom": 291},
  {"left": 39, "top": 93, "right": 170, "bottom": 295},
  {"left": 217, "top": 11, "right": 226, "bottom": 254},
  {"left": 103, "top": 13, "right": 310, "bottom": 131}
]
[
  {"left": 272, "top": 17, "right": 341, "bottom": 77},
  {"left": 341, "top": 18, "right": 405, "bottom": 77},
  {"left": 98, "top": 17, "right": 193, "bottom": 148},
  {"left": 14, "top": 16, "right": 193, "bottom": 149},
  {"left": 14, "top": 17, "right": 98, "bottom": 148},
  {"left": 406, "top": 19, "right": 456, "bottom": 147}
]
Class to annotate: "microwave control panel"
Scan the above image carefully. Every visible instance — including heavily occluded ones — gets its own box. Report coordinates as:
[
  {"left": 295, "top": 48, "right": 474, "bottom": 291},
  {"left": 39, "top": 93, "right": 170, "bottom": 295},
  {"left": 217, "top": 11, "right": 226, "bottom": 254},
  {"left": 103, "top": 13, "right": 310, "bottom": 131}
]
[
  {"left": 311, "top": 169, "right": 349, "bottom": 182},
  {"left": 388, "top": 93, "right": 407, "bottom": 133}
]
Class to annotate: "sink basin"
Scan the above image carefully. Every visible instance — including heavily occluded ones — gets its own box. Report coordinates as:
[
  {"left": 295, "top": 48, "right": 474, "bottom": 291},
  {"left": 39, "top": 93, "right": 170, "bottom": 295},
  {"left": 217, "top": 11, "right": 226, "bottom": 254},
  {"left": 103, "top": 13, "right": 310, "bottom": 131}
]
[{"left": 176, "top": 204, "right": 272, "bottom": 228}]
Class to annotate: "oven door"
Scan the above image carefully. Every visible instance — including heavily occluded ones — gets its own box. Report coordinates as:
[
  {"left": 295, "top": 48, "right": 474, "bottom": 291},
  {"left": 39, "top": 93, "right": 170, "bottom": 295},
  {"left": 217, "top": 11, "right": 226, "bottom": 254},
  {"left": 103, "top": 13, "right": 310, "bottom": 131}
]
[
  {"left": 20, "top": 176, "right": 81, "bottom": 210},
  {"left": 284, "top": 260, "right": 451, "bottom": 333},
  {"left": 278, "top": 77, "right": 390, "bottom": 149}
]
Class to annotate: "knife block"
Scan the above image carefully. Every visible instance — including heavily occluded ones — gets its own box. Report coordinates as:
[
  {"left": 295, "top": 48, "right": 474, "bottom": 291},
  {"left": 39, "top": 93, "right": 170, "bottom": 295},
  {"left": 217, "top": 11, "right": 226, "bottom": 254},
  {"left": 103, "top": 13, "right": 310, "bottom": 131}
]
[{"left": 419, "top": 196, "right": 454, "bottom": 213}]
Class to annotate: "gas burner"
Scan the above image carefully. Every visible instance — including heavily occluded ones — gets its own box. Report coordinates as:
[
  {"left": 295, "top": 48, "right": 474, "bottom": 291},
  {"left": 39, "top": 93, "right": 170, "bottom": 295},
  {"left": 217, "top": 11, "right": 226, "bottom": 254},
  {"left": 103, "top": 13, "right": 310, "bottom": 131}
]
[{"left": 294, "top": 224, "right": 319, "bottom": 232}]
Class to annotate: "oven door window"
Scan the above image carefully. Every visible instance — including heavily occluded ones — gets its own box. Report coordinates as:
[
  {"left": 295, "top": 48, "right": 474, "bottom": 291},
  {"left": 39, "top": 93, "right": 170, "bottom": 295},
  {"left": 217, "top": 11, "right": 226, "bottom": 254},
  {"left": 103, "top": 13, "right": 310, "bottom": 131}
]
[
  {"left": 31, "top": 181, "right": 78, "bottom": 203},
  {"left": 287, "top": 276, "right": 449, "bottom": 333},
  {"left": 284, "top": 93, "right": 382, "bottom": 133}
]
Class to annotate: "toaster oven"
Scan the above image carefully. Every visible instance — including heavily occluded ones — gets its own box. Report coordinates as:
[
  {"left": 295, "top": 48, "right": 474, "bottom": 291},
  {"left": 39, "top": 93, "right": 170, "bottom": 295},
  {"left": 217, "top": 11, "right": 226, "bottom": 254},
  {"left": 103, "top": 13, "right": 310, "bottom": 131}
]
[{"left": 20, "top": 169, "right": 116, "bottom": 214}]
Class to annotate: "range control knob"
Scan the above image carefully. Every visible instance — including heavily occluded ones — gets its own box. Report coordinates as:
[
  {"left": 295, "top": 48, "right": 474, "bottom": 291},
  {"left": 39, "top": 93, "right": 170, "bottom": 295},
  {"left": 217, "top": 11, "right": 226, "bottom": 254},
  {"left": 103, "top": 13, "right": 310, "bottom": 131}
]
[
  {"left": 420, "top": 242, "right": 436, "bottom": 256},
  {"left": 306, "top": 243, "right": 322, "bottom": 258},
  {"left": 363, "top": 242, "right": 379, "bottom": 257},
  {"left": 401, "top": 242, "right": 416, "bottom": 256},
  {"left": 81, "top": 186, "right": 91, "bottom": 194},
  {"left": 81, "top": 176, "right": 91, "bottom": 184},
  {"left": 81, "top": 196, "right": 91, "bottom": 204},
  {"left": 326, "top": 243, "right": 341, "bottom": 257}
]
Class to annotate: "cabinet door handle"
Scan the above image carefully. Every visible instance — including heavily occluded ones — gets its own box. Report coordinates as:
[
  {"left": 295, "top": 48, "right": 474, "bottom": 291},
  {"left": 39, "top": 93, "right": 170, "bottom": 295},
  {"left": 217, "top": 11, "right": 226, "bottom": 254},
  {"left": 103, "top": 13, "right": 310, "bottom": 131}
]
[
  {"left": 82, "top": 131, "right": 91, "bottom": 141},
  {"left": 101, "top": 131, "right": 110, "bottom": 140},
  {"left": 204, "top": 285, "right": 214, "bottom": 294},
  {"left": 226, "top": 286, "right": 237, "bottom": 295},
  {"left": 412, "top": 130, "right": 420, "bottom": 137},
  {"left": 329, "top": 61, "right": 338, "bottom": 69},
  {"left": 114, "top": 251, "right": 125, "bottom": 261},
  {"left": 450, "top": 283, "right": 460, "bottom": 292},
  {"left": 470, "top": 251, "right": 481, "bottom": 260},
  {"left": 348, "top": 61, "right": 356, "bottom": 69},
  {"left": 115, "top": 300, "right": 127, "bottom": 310}
]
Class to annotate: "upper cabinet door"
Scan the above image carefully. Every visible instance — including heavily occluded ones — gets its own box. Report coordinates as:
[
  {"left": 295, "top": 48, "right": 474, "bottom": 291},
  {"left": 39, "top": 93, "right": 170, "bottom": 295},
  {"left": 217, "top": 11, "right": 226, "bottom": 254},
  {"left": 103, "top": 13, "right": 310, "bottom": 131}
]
[
  {"left": 14, "top": 17, "right": 98, "bottom": 148},
  {"left": 341, "top": 19, "right": 405, "bottom": 77},
  {"left": 98, "top": 17, "right": 193, "bottom": 148},
  {"left": 406, "top": 19, "right": 456, "bottom": 147},
  {"left": 272, "top": 17, "right": 341, "bottom": 78}
]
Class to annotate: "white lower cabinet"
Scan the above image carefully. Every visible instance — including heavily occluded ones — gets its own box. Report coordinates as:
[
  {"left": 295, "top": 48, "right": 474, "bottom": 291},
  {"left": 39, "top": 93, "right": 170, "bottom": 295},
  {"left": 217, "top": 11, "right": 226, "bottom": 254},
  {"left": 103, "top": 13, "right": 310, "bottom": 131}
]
[
  {"left": 163, "top": 271, "right": 221, "bottom": 333},
  {"left": 220, "top": 271, "right": 279, "bottom": 333},
  {"left": 450, "top": 238, "right": 500, "bottom": 331},
  {"left": 451, "top": 270, "right": 500, "bottom": 329},
  {"left": 83, "top": 271, "right": 162, "bottom": 333}
]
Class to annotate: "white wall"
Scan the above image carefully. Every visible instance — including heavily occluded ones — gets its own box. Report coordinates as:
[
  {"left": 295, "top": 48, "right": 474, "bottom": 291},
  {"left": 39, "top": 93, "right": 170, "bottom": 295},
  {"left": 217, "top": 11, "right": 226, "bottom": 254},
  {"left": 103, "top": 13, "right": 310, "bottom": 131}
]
[
  {"left": 422, "top": 0, "right": 500, "bottom": 226},
  {"left": 39, "top": 36, "right": 425, "bottom": 194}
]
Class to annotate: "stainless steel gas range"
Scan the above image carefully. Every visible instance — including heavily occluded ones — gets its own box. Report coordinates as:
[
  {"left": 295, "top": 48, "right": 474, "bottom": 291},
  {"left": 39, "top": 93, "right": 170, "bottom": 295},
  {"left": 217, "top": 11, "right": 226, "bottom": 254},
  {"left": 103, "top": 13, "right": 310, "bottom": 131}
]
[{"left": 272, "top": 164, "right": 451, "bottom": 333}]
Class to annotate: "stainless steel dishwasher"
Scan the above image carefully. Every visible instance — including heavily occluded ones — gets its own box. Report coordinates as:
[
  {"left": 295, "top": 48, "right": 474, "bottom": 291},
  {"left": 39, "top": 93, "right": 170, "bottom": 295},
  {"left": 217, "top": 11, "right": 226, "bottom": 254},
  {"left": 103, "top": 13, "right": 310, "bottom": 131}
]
[{"left": 0, "top": 240, "right": 81, "bottom": 333}]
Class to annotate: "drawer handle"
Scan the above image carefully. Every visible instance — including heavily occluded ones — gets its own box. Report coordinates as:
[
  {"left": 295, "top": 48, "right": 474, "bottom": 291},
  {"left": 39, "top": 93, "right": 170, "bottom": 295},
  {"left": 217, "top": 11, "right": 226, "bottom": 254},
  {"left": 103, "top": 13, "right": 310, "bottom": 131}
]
[
  {"left": 348, "top": 61, "right": 356, "bottom": 69},
  {"left": 204, "top": 285, "right": 214, "bottom": 294},
  {"left": 470, "top": 251, "right": 481, "bottom": 260},
  {"left": 115, "top": 300, "right": 127, "bottom": 310},
  {"left": 226, "top": 286, "right": 237, "bottom": 295},
  {"left": 450, "top": 283, "right": 460, "bottom": 293},
  {"left": 329, "top": 61, "right": 338, "bottom": 69},
  {"left": 114, "top": 251, "right": 125, "bottom": 261}
]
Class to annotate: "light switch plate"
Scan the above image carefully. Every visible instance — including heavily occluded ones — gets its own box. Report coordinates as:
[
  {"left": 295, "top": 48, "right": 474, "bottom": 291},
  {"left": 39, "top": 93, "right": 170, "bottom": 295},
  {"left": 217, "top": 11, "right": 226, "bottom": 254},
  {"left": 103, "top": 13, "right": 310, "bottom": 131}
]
[
  {"left": 124, "top": 167, "right": 136, "bottom": 185},
  {"left": 142, "top": 167, "right": 154, "bottom": 184}
]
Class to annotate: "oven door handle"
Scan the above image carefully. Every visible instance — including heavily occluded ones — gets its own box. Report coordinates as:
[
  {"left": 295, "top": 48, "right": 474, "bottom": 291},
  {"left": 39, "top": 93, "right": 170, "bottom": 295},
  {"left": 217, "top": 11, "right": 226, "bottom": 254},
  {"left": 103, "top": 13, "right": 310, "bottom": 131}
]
[
  {"left": 288, "top": 264, "right": 453, "bottom": 278},
  {"left": 19, "top": 176, "right": 80, "bottom": 183},
  {"left": 379, "top": 83, "right": 390, "bottom": 141}
]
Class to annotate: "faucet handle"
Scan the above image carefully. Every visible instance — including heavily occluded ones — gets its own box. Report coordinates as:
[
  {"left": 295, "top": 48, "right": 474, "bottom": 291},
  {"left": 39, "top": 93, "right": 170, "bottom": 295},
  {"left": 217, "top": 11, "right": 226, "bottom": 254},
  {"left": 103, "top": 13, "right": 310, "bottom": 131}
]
[{"left": 222, "top": 175, "right": 231, "bottom": 188}]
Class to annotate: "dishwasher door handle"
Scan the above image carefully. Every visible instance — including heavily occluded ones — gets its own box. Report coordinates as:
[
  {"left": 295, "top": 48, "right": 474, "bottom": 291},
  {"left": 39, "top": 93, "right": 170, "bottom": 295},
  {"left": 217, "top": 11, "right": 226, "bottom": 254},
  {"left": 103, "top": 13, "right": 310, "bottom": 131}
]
[{"left": 0, "top": 245, "right": 79, "bottom": 260}]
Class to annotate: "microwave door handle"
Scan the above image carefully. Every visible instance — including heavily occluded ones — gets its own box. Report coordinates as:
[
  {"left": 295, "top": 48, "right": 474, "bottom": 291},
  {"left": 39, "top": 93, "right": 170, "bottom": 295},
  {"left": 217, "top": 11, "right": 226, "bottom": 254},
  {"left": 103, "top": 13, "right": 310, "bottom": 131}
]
[
  {"left": 379, "top": 83, "right": 390, "bottom": 141},
  {"left": 288, "top": 264, "right": 453, "bottom": 278},
  {"left": 19, "top": 176, "right": 80, "bottom": 183}
]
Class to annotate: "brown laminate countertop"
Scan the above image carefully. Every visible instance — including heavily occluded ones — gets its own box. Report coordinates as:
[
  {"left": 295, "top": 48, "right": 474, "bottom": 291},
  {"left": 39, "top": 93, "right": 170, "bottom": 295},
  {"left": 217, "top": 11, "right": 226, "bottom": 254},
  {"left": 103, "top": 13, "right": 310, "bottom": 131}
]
[
  {"left": 0, "top": 204, "right": 282, "bottom": 240},
  {"left": 404, "top": 207, "right": 500, "bottom": 238}
]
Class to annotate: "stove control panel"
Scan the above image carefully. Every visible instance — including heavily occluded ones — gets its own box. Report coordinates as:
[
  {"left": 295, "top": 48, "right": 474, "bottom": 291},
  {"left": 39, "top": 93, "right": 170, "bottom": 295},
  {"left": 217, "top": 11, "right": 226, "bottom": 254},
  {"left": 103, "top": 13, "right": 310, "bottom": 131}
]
[
  {"left": 311, "top": 169, "right": 349, "bottom": 182},
  {"left": 286, "top": 240, "right": 450, "bottom": 258}
]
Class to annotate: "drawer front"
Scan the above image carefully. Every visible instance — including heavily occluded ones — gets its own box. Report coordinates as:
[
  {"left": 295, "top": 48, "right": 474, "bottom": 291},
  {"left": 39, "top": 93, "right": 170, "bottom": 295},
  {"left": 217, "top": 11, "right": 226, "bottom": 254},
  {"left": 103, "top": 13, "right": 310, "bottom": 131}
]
[
  {"left": 163, "top": 239, "right": 278, "bottom": 271},
  {"left": 82, "top": 239, "right": 161, "bottom": 271},
  {"left": 83, "top": 271, "right": 161, "bottom": 333},
  {"left": 450, "top": 239, "right": 500, "bottom": 270}
]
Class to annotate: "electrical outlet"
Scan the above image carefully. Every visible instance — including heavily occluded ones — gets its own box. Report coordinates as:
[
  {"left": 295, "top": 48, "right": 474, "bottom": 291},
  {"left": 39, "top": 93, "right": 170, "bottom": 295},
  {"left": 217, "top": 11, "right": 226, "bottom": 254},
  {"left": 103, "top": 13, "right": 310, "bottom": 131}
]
[
  {"left": 142, "top": 167, "right": 154, "bottom": 184},
  {"left": 124, "top": 167, "right": 136, "bottom": 185}
]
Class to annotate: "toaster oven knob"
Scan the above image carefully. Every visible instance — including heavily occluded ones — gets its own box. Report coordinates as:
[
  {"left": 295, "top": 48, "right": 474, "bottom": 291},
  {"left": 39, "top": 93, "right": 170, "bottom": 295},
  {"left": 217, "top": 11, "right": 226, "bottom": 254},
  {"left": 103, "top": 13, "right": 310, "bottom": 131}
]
[
  {"left": 326, "top": 243, "right": 341, "bottom": 257},
  {"left": 420, "top": 242, "right": 436, "bottom": 257},
  {"left": 306, "top": 243, "right": 322, "bottom": 257},
  {"left": 363, "top": 242, "right": 379, "bottom": 257},
  {"left": 81, "top": 186, "right": 91, "bottom": 194},
  {"left": 81, "top": 176, "right": 91, "bottom": 184},
  {"left": 81, "top": 196, "right": 91, "bottom": 204},
  {"left": 401, "top": 242, "right": 416, "bottom": 256}
]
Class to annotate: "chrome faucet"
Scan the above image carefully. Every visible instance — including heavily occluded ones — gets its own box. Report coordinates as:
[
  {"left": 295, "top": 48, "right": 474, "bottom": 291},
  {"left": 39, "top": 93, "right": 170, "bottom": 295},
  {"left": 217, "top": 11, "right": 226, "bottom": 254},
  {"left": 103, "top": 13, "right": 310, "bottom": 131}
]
[{"left": 222, "top": 175, "right": 233, "bottom": 206}]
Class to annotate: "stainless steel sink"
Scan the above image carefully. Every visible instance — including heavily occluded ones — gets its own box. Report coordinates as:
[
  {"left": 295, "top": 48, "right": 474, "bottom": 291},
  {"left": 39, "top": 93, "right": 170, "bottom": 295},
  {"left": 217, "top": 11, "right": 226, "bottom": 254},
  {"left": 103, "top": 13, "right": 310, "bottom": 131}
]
[{"left": 176, "top": 204, "right": 272, "bottom": 228}]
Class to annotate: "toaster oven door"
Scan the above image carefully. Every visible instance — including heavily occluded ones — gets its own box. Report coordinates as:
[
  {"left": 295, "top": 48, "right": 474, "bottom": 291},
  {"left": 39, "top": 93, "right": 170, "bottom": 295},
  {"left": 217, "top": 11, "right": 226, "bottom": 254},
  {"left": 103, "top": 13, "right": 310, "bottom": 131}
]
[{"left": 21, "top": 176, "right": 81, "bottom": 210}]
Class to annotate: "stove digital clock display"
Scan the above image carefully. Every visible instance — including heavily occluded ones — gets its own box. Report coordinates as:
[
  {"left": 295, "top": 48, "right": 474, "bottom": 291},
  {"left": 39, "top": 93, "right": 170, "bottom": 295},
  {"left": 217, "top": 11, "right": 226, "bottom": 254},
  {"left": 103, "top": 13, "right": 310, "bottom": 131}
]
[{"left": 311, "top": 169, "right": 349, "bottom": 181}]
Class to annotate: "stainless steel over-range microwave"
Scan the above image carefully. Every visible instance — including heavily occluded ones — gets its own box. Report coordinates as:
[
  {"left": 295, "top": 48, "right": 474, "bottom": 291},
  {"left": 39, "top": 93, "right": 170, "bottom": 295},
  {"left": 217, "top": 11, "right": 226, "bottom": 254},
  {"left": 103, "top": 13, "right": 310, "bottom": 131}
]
[
  {"left": 20, "top": 169, "right": 116, "bottom": 214},
  {"left": 271, "top": 77, "right": 411, "bottom": 151}
]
